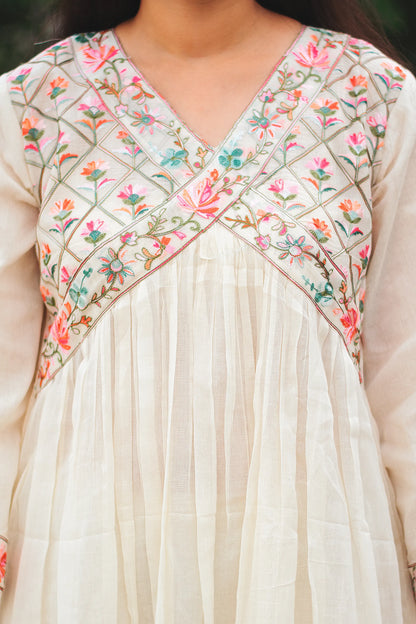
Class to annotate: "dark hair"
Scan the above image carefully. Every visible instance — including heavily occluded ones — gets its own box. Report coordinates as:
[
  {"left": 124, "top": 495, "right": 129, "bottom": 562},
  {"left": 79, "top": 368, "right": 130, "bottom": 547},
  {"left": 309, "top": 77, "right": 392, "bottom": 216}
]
[{"left": 54, "top": 0, "right": 402, "bottom": 63}]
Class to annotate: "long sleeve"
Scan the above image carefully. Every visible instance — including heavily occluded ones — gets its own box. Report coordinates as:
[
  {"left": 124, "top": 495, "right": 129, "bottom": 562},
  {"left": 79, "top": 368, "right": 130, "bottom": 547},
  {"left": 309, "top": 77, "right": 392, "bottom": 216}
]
[
  {"left": 362, "top": 70, "right": 416, "bottom": 596},
  {"left": 0, "top": 74, "right": 44, "bottom": 596}
]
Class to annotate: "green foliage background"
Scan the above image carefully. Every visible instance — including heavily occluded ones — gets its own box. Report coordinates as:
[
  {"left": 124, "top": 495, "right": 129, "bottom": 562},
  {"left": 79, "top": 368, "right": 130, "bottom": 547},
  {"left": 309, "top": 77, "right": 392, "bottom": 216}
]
[{"left": 0, "top": 0, "right": 414, "bottom": 74}]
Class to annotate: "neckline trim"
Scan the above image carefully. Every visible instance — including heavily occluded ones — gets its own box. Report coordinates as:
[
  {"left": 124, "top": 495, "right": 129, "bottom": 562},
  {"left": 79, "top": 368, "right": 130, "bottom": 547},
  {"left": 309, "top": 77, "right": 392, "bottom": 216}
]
[{"left": 108, "top": 24, "right": 307, "bottom": 152}]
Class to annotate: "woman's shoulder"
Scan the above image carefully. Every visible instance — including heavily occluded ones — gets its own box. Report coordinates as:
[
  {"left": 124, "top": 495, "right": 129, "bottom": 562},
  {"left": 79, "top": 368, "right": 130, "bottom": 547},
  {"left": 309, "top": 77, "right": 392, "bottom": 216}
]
[
  {"left": 0, "top": 32, "right": 106, "bottom": 132},
  {"left": 3, "top": 34, "right": 76, "bottom": 85},
  {"left": 0, "top": 36, "right": 72, "bottom": 113},
  {"left": 301, "top": 26, "right": 415, "bottom": 122},
  {"left": 307, "top": 25, "right": 414, "bottom": 86}
]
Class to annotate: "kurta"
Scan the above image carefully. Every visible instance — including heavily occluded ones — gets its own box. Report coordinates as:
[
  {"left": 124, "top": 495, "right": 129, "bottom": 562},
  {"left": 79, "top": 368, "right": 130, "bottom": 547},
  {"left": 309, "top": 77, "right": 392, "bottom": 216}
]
[{"left": 0, "top": 25, "right": 415, "bottom": 622}]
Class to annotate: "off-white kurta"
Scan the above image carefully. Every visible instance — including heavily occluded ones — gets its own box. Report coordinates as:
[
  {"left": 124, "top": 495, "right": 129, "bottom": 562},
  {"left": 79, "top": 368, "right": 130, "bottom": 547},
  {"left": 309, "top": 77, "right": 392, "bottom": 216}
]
[{"left": 0, "top": 26, "right": 415, "bottom": 622}]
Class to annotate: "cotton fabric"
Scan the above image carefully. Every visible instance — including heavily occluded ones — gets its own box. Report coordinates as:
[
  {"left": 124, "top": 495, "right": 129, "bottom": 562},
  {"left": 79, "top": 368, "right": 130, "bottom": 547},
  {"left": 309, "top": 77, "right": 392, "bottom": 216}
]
[{"left": 0, "top": 26, "right": 415, "bottom": 622}]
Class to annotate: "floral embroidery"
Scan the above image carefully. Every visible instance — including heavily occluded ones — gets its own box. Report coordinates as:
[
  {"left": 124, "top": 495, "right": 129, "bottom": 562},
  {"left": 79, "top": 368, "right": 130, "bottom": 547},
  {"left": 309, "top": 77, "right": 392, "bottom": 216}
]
[
  {"left": 7, "top": 26, "right": 406, "bottom": 391},
  {"left": 219, "top": 148, "right": 244, "bottom": 169},
  {"left": 116, "top": 185, "right": 149, "bottom": 219},
  {"left": 248, "top": 107, "right": 282, "bottom": 139},
  {"left": 0, "top": 537, "right": 7, "bottom": 592},
  {"left": 81, "top": 219, "right": 107, "bottom": 245},
  {"left": 47, "top": 76, "right": 69, "bottom": 99},
  {"left": 132, "top": 104, "right": 163, "bottom": 134},
  {"left": 49, "top": 199, "right": 78, "bottom": 240},
  {"left": 177, "top": 176, "right": 221, "bottom": 219},
  {"left": 276, "top": 234, "right": 314, "bottom": 267},
  {"left": 77, "top": 97, "right": 112, "bottom": 135},
  {"left": 160, "top": 148, "right": 188, "bottom": 168},
  {"left": 268, "top": 178, "right": 304, "bottom": 212},
  {"left": 293, "top": 42, "right": 330, "bottom": 69},
  {"left": 308, "top": 218, "right": 332, "bottom": 244},
  {"left": 342, "top": 75, "right": 368, "bottom": 112},
  {"left": 99, "top": 248, "right": 135, "bottom": 285},
  {"left": 81, "top": 43, "right": 118, "bottom": 71},
  {"left": 335, "top": 200, "right": 364, "bottom": 239},
  {"left": 50, "top": 305, "right": 72, "bottom": 352},
  {"left": 367, "top": 113, "right": 387, "bottom": 138},
  {"left": 311, "top": 98, "right": 342, "bottom": 132},
  {"left": 409, "top": 563, "right": 416, "bottom": 601},
  {"left": 303, "top": 156, "right": 335, "bottom": 201},
  {"left": 21, "top": 116, "right": 51, "bottom": 158}
]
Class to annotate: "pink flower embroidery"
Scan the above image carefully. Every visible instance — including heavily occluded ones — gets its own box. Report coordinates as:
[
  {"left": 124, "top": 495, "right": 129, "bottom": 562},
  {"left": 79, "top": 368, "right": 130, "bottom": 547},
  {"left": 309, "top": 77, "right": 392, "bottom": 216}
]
[
  {"left": 306, "top": 156, "right": 333, "bottom": 176},
  {"left": 367, "top": 113, "right": 387, "bottom": 127},
  {"left": 177, "top": 177, "right": 220, "bottom": 219},
  {"left": 340, "top": 308, "right": 359, "bottom": 344},
  {"left": 81, "top": 44, "right": 118, "bottom": 72},
  {"left": 293, "top": 43, "right": 330, "bottom": 69},
  {"left": 61, "top": 266, "right": 73, "bottom": 284},
  {"left": 115, "top": 104, "right": 128, "bottom": 117},
  {"left": 117, "top": 184, "right": 147, "bottom": 201},
  {"left": 78, "top": 96, "right": 106, "bottom": 113},
  {"left": 255, "top": 234, "right": 271, "bottom": 250},
  {"left": 287, "top": 90, "right": 307, "bottom": 103},
  {"left": 57, "top": 131, "right": 71, "bottom": 146},
  {"left": 259, "top": 89, "right": 274, "bottom": 103},
  {"left": 359, "top": 244, "right": 370, "bottom": 260},
  {"left": 51, "top": 308, "right": 71, "bottom": 351},
  {"left": 153, "top": 237, "right": 175, "bottom": 259},
  {"left": 367, "top": 113, "right": 387, "bottom": 139},
  {"left": 277, "top": 234, "right": 314, "bottom": 267},
  {"left": 81, "top": 219, "right": 106, "bottom": 236},
  {"left": 8, "top": 66, "right": 31, "bottom": 89},
  {"left": 347, "top": 132, "right": 366, "bottom": 148},
  {"left": 269, "top": 179, "right": 299, "bottom": 199},
  {"left": 173, "top": 230, "right": 187, "bottom": 240},
  {"left": 0, "top": 540, "right": 7, "bottom": 589},
  {"left": 120, "top": 231, "right": 139, "bottom": 245},
  {"left": 81, "top": 219, "right": 107, "bottom": 244}
]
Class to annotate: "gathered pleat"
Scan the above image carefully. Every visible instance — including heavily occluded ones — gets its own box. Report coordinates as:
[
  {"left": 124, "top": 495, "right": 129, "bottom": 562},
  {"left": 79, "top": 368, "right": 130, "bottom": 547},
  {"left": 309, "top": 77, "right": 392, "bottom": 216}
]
[{"left": 2, "top": 224, "right": 415, "bottom": 623}]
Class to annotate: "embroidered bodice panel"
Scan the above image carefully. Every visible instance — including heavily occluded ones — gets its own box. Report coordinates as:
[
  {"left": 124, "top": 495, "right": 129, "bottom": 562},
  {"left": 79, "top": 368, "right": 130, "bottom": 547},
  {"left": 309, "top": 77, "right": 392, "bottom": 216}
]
[{"left": 7, "top": 27, "right": 406, "bottom": 391}]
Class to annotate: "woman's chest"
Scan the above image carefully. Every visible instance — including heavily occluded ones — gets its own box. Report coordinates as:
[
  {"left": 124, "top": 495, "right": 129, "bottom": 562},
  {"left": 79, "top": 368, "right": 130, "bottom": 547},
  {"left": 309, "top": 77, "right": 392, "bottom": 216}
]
[{"left": 9, "top": 27, "right": 405, "bottom": 389}]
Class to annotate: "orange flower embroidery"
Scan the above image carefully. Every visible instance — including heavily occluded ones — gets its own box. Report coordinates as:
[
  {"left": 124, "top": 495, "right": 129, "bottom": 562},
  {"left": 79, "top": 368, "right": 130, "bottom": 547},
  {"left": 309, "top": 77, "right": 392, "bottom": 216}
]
[
  {"left": 51, "top": 307, "right": 72, "bottom": 351},
  {"left": 177, "top": 177, "right": 220, "bottom": 219},
  {"left": 310, "top": 218, "right": 332, "bottom": 238},
  {"left": 21, "top": 116, "right": 42, "bottom": 136},
  {"left": 347, "top": 75, "right": 368, "bottom": 90}
]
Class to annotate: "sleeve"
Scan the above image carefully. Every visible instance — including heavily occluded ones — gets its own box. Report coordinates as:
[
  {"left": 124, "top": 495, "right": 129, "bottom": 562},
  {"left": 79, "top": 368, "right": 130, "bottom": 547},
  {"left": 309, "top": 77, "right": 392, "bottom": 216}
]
[
  {"left": 362, "top": 70, "right": 416, "bottom": 598},
  {"left": 0, "top": 73, "right": 44, "bottom": 598}
]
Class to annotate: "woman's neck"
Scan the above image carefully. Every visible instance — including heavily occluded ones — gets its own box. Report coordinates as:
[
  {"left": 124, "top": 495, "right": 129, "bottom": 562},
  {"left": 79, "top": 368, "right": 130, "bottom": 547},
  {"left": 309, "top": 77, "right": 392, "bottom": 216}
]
[{"left": 117, "top": 0, "right": 290, "bottom": 61}]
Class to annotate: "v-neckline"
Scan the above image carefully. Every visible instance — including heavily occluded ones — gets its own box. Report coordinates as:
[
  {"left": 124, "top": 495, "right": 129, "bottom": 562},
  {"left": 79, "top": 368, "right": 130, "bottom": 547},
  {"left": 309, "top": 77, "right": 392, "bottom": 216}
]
[{"left": 108, "top": 24, "right": 307, "bottom": 152}]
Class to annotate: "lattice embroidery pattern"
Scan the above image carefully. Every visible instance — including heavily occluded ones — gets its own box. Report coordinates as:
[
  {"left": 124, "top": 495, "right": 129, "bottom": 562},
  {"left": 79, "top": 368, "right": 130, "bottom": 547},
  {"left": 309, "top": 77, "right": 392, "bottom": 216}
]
[{"left": 6, "top": 27, "right": 406, "bottom": 392}]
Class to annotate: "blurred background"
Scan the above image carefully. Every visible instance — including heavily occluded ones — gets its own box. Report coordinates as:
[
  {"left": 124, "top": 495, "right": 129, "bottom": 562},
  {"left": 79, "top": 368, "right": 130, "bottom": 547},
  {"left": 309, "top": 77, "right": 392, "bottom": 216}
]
[{"left": 0, "top": 0, "right": 415, "bottom": 74}]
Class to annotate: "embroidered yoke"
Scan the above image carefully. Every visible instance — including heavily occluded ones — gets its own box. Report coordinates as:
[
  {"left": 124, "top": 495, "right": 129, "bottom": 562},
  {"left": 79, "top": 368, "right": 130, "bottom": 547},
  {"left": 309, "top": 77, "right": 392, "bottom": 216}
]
[{"left": 0, "top": 26, "right": 416, "bottom": 623}]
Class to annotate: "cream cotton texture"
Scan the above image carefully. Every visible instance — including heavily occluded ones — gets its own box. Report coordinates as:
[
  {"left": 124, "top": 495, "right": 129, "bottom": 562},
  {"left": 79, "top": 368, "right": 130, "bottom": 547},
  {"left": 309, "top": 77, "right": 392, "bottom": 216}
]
[{"left": 0, "top": 26, "right": 415, "bottom": 622}]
